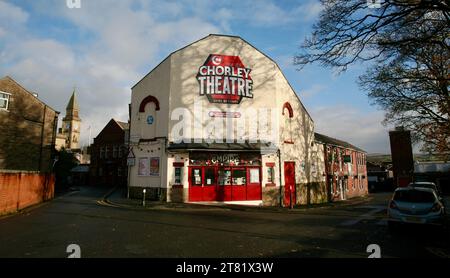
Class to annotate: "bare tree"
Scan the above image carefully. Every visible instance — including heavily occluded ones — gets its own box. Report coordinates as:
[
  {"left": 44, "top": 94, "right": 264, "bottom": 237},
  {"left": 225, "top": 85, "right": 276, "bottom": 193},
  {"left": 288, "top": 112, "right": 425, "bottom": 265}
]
[{"left": 296, "top": 0, "right": 449, "bottom": 157}]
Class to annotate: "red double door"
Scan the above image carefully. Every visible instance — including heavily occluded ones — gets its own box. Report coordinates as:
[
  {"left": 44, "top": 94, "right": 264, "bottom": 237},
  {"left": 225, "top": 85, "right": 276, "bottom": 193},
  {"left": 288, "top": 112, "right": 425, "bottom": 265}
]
[
  {"left": 188, "top": 166, "right": 262, "bottom": 202},
  {"left": 284, "top": 162, "right": 296, "bottom": 207}
]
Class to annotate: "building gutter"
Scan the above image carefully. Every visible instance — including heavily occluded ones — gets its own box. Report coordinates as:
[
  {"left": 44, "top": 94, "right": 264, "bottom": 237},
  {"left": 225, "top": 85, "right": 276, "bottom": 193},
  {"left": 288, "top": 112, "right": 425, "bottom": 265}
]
[{"left": 277, "top": 148, "right": 283, "bottom": 208}]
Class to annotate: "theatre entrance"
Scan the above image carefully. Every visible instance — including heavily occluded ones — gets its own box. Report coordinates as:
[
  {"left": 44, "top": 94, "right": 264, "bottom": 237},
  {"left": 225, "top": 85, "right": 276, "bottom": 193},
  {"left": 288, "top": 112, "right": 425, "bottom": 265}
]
[{"left": 188, "top": 152, "right": 262, "bottom": 202}]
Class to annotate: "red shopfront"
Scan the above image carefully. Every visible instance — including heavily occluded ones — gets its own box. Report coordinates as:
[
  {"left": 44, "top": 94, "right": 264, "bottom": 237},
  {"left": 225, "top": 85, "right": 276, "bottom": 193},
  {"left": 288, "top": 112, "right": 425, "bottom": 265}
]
[{"left": 188, "top": 152, "right": 262, "bottom": 202}]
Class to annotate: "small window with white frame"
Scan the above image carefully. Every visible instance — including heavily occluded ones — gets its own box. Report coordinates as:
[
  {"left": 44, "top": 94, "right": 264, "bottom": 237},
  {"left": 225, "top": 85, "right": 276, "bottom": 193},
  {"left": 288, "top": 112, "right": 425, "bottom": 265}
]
[
  {"left": 0, "top": 91, "right": 11, "bottom": 111},
  {"left": 174, "top": 167, "right": 182, "bottom": 184}
]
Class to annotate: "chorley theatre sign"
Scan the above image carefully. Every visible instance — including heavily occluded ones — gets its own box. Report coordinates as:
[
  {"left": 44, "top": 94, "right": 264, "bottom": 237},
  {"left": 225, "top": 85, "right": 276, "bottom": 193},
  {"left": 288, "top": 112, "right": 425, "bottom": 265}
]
[{"left": 197, "top": 54, "right": 253, "bottom": 104}]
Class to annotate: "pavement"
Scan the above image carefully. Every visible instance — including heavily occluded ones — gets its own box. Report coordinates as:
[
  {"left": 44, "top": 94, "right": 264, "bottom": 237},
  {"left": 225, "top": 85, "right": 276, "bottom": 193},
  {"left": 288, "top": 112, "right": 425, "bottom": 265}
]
[
  {"left": 102, "top": 186, "right": 374, "bottom": 213},
  {"left": 0, "top": 185, "right": 449, "bottom": 258}
]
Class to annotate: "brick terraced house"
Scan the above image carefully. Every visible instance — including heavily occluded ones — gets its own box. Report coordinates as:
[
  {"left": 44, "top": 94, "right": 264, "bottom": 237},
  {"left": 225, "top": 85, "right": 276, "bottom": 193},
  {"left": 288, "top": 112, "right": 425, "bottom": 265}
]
[
  {"left": 89, "top": 119, "right": 129, "bottom": 187},
  {"left": 314, "top": 133, "right": 368, "bottom": 202},
  {"left": 0, "top": 76, "right": 59, "bottom": 172}
]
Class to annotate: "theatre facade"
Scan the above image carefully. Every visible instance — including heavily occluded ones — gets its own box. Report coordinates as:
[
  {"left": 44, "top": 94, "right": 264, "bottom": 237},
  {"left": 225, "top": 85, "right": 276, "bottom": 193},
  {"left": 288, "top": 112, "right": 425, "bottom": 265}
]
[{"left": 127, "top": 34, "right": 362, "bottom": 206}]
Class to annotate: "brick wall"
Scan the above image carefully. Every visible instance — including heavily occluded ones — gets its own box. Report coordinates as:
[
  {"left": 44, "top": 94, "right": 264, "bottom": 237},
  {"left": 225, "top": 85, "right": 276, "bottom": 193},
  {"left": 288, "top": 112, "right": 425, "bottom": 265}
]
[
  {"left": 0, "top": 76, "right": 59, "bottom": 173},
  {"left": 0, "top": 171, "right": 55, "bottom": 216},
  {"left": 90, "top": 119, "right": 128, "bottom": 186}
]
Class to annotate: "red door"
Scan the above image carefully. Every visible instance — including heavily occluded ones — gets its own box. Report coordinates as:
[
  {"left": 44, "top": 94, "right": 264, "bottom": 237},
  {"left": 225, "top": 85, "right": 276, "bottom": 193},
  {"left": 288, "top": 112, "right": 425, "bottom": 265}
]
[
  {"left": 246, "top": 167, "right": 262, "bottom": 200},
  {"left": 189, "top": 167, "right": 203, "bottom": 202},
  {"left": 217, "top": 168, "right": 232, "bottom": 201},
  {"left": 231, "top": 168, "right": 247, "bottom": 201},
  {"left": 203, "top": 167, "right": 217, "bottom": 201},
  {"left": 284, "top": 162, "right": 296, "bottom": 207}
]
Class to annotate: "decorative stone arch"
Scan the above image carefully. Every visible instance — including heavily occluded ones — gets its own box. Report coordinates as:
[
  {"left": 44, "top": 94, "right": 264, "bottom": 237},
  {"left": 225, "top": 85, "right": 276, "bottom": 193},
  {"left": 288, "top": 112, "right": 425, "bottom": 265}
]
[
  {"left": 139, "top": 95, "right": 160, "bottom": 112},
  {"left": 282, "top": 102, "right": 294, "bottom": 118}
]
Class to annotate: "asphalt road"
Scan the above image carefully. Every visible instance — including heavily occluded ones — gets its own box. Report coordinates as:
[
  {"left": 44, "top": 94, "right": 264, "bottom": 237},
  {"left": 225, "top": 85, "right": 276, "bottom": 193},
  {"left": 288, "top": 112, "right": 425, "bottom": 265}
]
[{"left": 0, "top": 186, "right": 449, "bottom": 258}]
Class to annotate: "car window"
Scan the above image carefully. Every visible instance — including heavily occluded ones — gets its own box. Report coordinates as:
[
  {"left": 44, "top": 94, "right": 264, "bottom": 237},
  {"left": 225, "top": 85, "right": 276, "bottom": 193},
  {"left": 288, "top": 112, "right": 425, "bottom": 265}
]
[{"left": 394, "top": 190, "right": 435, "bottom": 203}]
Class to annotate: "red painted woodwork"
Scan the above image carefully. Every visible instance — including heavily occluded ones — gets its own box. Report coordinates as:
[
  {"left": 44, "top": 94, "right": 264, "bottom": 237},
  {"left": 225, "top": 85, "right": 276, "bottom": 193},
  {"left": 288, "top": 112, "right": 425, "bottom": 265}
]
[
  {"left": 188, "top": 165, "right": 262, "bottom": 202},
  {"left": 284, "top": 162, "right": 296, "bottom": 207},
  {"left": 246, "top": 167, "right": 262, "bottom": 200},
  {"left": 188, "top": 167, "right": 203, "bottom": 202}
]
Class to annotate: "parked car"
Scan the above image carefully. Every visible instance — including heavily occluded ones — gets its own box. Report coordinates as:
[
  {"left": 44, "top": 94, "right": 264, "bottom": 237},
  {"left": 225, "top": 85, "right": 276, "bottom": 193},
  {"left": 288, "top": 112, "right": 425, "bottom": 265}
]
[
  {"left": 388, "top": 187, "right": 446, "bottom": 229},
  {"left": 408, "top": 182, "right": 443, "bottom": 199}
]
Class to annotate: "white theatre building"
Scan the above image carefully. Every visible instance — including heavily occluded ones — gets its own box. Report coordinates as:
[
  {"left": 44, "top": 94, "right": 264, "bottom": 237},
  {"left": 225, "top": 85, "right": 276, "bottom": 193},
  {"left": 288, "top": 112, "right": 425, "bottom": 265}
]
[{"left": 127, "top": 34, "right": 332, "bottom": 207}]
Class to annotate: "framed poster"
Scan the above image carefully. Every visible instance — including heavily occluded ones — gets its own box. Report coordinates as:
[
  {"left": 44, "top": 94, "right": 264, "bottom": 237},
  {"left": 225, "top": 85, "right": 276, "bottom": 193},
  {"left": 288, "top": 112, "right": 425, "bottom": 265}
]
[
  {"left": 249, "top": 168, "right": 260, "bottom": 183},
  {"left": 138, "top": 158, "right": 149, "bottom": 176},
  {"left": 150, "top": 157, "right": 160, "bottom": 176}
]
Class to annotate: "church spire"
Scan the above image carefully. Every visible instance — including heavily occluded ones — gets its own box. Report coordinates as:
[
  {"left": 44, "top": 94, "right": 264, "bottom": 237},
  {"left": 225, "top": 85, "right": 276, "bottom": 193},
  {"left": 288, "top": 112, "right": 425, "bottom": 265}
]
[{"left": 66, "top": 88, "right": 79, "bottom": 111}]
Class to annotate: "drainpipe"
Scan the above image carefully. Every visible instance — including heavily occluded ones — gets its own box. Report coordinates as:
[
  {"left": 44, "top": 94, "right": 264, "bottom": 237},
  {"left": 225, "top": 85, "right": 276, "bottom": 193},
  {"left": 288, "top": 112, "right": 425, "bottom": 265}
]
[{"left": 277, "top": 148, "right": 283, "bottom": 208}]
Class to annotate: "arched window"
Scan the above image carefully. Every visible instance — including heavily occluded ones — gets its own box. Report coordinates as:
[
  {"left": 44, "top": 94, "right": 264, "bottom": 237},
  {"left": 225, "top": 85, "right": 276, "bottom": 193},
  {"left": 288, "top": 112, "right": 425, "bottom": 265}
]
[
  {"left": 139, "top": 95, "right": 160, "bottom": 139},
  {"left": 139, "top": 95, "right": 160, "bottom": 112},
  {"left": 282, "top": 102, "right": 294, "bottom": 143}
]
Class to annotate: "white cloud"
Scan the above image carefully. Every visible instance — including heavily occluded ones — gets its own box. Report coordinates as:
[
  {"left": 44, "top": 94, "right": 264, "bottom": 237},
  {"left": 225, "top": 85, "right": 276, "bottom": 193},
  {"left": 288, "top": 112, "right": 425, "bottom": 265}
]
[
  {"left": 0, "top": 1, "right": 29, "bottom": 26},
  {"left": 311, "top": 105, "right": 391, "bottom": 154},
  {"left": 300, "top": 84, "right": 327, "bottom": 99},
  {"left": 0, "top": 0, "right": 223, "bottom": 147}
]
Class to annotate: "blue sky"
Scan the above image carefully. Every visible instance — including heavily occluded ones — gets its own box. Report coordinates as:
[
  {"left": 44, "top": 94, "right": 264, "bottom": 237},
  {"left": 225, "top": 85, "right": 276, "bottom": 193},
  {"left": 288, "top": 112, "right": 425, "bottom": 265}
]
[{"left": 0, "top": 0, "right": 392, "bottom": 153}]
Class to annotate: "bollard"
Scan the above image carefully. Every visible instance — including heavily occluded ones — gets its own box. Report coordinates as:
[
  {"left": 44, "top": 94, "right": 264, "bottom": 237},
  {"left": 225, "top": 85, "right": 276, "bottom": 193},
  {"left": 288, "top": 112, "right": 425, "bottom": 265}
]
[{"left": 143, "top": 189, "right": 146, "bottom": 207}]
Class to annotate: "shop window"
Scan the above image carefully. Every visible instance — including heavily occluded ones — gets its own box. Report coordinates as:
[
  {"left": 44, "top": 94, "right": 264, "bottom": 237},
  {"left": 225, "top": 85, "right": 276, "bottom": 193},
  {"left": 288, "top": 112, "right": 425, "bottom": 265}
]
[
  {"left": 249, "top": 168, "right": 260, "bottom": 184},
  {"left": 0, "top": 92, "right": 11, "bottom": 111},
  {"left": 205, "top": 168, "right": 216, "bottom": 186},
  {"left": 174, "top": 167, "right": 182, "bottom": 184},
  {"left": 267, "top": 167, "right": 275, "bottom": 184},
  {"left": 191, "top": 168, "right": 202, "bottom": 186},
  {"left": 218, "top": 169, "right": 231, "bottom": 186},
  {"left": 232, "top": 169, "right": 246, "bottom": 185}
]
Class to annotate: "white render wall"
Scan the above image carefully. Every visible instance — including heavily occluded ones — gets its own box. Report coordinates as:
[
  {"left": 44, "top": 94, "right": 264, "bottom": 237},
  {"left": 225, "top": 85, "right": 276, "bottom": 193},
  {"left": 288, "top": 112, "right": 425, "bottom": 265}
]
[{"left": 129, "top": 35, "right": 325, "bottom": 196}]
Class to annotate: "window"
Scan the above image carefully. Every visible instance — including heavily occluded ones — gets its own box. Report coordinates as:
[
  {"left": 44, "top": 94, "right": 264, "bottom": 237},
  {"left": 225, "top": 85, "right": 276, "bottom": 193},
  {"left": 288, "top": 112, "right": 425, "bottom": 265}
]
[
  {"left": 119, "top": 146, "right": 124, "bottom": 158},
  {"left": 118, "top": 167, "right": 123, "bottom": 177},
  {"left": 174, "top": 168, "right": 182, "bottom": 184},
  {"left": 267, "top": 167, "right": 275, "bottom": 184},
  {"left": 191, "top": 168, "right": 202, "bottom": 186},
  {"left": 99, "top": 167, "right": 103, "bottom": 177},
  {"left": 105, "top": 146, "right": 110, "bottom": 159},
  {"left": 204, "top": 168, "right": 216, "bottom": 186},
  {"left": 282, "top": 102, "right": 294, "bottom": 143},
  {"left": 249, "top": 168, "right": 260, "bottom": 183},
  {"left": 218, "top": 169, "right": 231, "bottom": 186},
  {"left": 113, "top": 146, "right": 118, "bottom": 158},
  {"left": 0, "top": 92, "right": 11, "bottom": 111},
  {"left": 232, "top": 169, "right": 246, "bottom": 185},
  {"left": 99, "top": 147, "right": 105, "bottom": 159},
  {"left": 329, "top": 177, "right": 334, "bottom": 195}
]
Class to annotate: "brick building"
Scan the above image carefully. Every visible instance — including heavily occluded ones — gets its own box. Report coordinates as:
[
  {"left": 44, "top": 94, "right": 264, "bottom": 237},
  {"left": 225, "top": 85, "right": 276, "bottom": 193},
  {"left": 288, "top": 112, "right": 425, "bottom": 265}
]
[
  {"left": 314, "top": 133, "right": 368, "bottom": 202},
  {"left": 89, "top": 119, "right": 129, "bottom": 187},
  {"left": 0, "top": 76, "right": 59, "bottom": 172}
]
